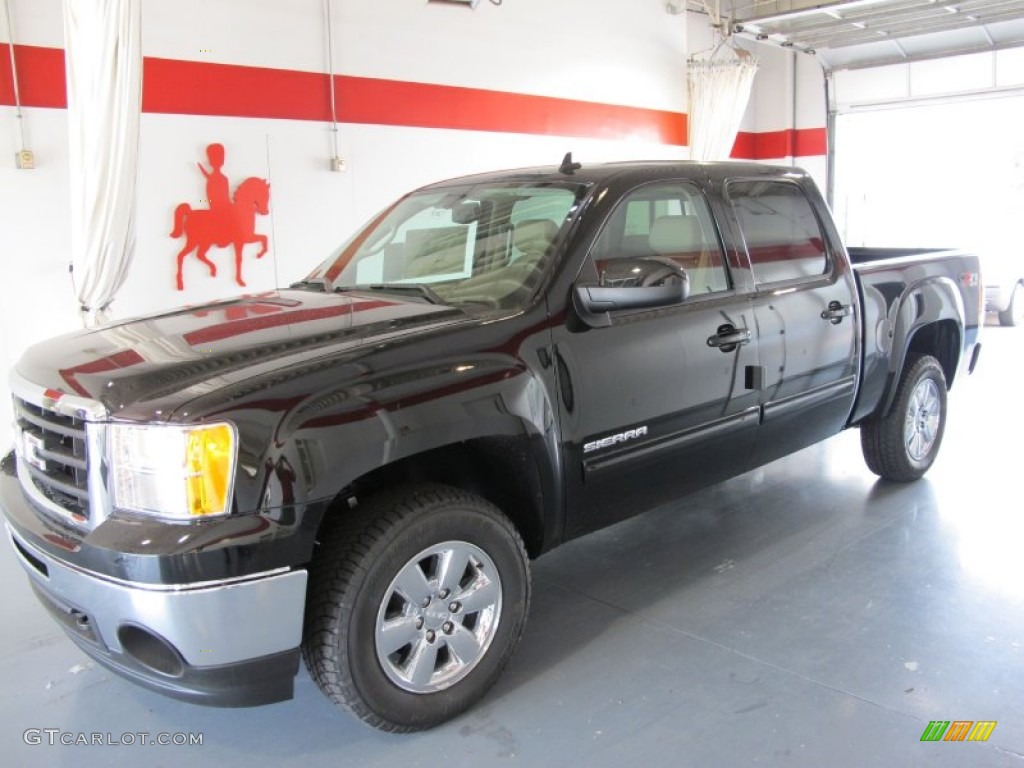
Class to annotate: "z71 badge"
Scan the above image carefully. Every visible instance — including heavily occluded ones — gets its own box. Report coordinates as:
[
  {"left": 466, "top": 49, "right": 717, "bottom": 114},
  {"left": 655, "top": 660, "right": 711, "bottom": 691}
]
[{"left": 583, "top": 426, "right": 648, "bottom": 454}]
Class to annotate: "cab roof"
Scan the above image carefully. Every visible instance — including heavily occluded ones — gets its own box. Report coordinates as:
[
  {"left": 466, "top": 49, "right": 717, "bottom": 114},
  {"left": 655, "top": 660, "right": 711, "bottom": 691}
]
[{"left": 423, "top": 159, "right": 810, "bottom": 190}]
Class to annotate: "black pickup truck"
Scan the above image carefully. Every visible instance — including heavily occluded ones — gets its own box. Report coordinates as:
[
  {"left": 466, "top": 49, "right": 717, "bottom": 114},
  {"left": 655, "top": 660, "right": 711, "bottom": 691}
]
[{"left": 2, "top": 160, "right": 982, "bottom": 731}]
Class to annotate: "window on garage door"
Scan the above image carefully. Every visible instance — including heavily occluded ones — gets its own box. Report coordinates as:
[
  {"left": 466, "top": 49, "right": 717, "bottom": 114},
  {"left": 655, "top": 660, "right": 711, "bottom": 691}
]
[{"left": 727, "top": 180, "right": 829, "bottom": 285}]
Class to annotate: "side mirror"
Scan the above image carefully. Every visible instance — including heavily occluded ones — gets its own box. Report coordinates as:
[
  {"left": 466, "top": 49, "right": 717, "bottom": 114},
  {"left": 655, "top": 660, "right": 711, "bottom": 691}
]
[{"left": 573, "top": 257, "right": 690, "bottom": 327}]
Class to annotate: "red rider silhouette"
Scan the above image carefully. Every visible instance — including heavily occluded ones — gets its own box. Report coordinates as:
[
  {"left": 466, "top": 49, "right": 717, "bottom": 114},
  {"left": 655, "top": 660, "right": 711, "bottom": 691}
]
[
  {"left": 171, "top": 143, "right": 271, "bottom": 290},
  {"left": 197, "top": 143, "right": 231, "bottom": 226}
]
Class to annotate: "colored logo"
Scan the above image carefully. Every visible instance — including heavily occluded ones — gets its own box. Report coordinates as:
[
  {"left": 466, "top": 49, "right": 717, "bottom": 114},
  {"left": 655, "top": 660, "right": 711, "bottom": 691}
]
[
  {"left": 920, "top": 720, "right": 997, "bottom": 742},
  {"left": 171, "top": 143, "right": 271, "bottom": 291}
]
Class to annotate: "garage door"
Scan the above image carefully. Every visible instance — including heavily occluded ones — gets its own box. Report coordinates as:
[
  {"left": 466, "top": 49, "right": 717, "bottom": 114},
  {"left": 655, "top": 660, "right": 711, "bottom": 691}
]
[
  {"left": 833, "top": 89, "right": 1024, "bottom": 253},
  {"left": 827, "top": 46, "right": 1024, "bottom": 262}
]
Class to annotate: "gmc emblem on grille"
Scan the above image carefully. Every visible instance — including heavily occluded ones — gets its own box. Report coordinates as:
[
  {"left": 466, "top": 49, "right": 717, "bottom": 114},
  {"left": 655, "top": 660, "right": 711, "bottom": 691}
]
[{"left": 21, "top": 432, "right": 48, "bottom": 471}]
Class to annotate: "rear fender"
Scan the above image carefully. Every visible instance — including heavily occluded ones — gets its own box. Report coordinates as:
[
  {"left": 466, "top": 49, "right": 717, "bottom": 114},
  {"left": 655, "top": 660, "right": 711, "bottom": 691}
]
[{"left": 877, "top": 276, "right": 964, "bottom": 419}]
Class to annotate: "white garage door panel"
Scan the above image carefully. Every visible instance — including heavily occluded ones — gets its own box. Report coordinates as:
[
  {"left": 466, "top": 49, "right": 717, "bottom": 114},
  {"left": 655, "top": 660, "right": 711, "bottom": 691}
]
[
  {"left": 997, "top": 45, "right": 1024, "bottom": 86},
  {"left": 832, "top": 92, "right": 1024, "bottom": 254},
  {"left": 834, "top": 47, "right": 1024, "bottom": 108}
]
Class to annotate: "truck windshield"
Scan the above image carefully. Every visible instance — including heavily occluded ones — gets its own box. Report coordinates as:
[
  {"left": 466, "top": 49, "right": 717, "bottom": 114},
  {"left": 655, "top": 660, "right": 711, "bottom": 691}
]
[{"left": 304, "top": 181, "right": 587, "bottom": 309}]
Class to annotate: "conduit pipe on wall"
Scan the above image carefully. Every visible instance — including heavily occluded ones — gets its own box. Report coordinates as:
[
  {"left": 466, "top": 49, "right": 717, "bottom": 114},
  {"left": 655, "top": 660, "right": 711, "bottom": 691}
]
[
  {"left": 791, "top": 50, "right": 798, "bottom": 167},
  {"left": 324, "top": 0, "right": 343, "bottom": 171},
  {"left": 2, "top": 0, "right": 30, "bottom": 166},
  {"left": 824, "top": 67, "right": 837, "bottom": 209}
]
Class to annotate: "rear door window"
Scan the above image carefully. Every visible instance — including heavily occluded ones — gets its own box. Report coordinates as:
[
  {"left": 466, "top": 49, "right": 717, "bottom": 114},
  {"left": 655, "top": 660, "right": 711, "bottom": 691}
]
[{"left": 727, "top": 181, "right": 828, "bottom": 285}]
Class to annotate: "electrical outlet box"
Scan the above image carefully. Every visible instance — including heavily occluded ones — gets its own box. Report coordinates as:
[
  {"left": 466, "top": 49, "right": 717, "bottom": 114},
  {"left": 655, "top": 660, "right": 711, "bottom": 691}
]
[
  {"left": 15, "top": 149, "right": 35, "bottom": 170},
  {"left": 330, "top": 156, "right": 346, "bottom": 172}
]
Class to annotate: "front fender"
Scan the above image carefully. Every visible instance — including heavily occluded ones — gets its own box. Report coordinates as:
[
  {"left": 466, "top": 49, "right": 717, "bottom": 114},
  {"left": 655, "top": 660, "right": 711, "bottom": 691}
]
[
  {"left": 277, "top": 356, "right": 557, "bottom": 501},
  {"left": 184, "top": 345, "right": 559, "bottom": 518}
]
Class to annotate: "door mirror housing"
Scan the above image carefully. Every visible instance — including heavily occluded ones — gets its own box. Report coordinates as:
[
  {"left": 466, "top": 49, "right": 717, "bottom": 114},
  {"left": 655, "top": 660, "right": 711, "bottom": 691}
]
[{"left": 573, "top": 257, "right": 690, "bottom": 327}]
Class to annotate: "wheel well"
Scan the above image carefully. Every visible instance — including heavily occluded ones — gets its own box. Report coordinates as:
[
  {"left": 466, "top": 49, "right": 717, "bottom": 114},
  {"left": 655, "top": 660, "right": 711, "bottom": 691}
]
[
  {"left": 326, "top": 437, "right": 549, "bottom": 558},
  {"left": 906, "top": 319, "right": 960, "bottom": 389}
]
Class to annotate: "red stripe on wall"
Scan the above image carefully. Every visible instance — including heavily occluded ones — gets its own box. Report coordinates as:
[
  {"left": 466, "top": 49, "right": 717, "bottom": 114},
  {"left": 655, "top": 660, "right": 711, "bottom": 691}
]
[
  {"left": 146, "top": 57, "right": 688, "bottom": 144},
  {"left": 0, "top": 44, "right": 67, "bottom": 108},
  {"left": 4, "top": 44, "right": 685, "bottom": 144},
  {"left": 731, "top": 127, "right": 827, "bottom": 160},
  {"left": 336, "top": 77, "right": 686, "bottom": 144},
  {"left": 730, "top": 132, "right": 755, "bottom": 159},
  {"left": 794, "top": 128, "right": 827, "bottom": 157},
  {"left": 3, "top": 43, "right": 826, "bottom": 156},
  {"left": 143, "top": 56, "right": 330, "bottom": 121}
]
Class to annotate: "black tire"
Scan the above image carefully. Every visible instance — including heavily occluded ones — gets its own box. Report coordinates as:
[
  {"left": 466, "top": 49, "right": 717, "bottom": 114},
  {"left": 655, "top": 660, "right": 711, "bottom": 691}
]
[
  {"left": 998, "top": 284, "right": 1023, "bottom": 327},
  {"left": 302, "top": 484, "right": 530, "bottom": 732},
  {"left": 860, "top": 353, "right": 947, "bottom": 482}
]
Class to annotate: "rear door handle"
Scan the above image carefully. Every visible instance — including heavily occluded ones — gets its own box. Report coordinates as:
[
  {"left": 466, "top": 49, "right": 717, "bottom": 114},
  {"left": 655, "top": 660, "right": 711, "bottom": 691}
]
[
  {"left": 821, "top": 301, "right": 852, "bottom": 324},
  {"left": 707, "top": 324, "right": 751, "bottom": 352}
]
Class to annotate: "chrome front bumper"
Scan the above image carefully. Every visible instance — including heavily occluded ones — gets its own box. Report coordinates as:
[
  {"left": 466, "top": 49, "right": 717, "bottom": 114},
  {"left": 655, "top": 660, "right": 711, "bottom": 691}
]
[{"left": 6, "top": 523, "right": 307, "bottom": 706}]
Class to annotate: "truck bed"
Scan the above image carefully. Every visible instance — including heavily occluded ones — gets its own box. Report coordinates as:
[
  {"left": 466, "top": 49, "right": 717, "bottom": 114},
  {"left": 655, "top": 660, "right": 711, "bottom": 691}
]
[
  {"left": 847, "top": 246, "right": 956, "bottom": 265},
  {"left": 848, "top": 246, "right": 983, "bottom": 426}
]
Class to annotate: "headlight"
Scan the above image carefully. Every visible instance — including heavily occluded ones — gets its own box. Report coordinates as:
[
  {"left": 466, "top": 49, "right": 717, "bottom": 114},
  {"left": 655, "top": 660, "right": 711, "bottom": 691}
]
[{"left": 109, "top": 422, "right": 237, "bottom": 519}]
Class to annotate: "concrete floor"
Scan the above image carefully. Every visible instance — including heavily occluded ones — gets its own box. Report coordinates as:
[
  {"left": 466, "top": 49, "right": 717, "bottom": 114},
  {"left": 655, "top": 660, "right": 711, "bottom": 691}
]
[{"left": 3, "top": 322, "right": 1022, "bottom": 767}]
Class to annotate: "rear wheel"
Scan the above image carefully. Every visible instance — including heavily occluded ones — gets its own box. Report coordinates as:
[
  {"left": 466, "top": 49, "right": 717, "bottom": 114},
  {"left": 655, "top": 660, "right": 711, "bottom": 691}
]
[
  {"left": 302, "top": 485, "right": 530, "bottom": 731},
  {"left": 998, "top": 284, "right": 1023, "bottom": 327},
  {"left": 860, "top": 354, "right": 947, "bottom": 482}
]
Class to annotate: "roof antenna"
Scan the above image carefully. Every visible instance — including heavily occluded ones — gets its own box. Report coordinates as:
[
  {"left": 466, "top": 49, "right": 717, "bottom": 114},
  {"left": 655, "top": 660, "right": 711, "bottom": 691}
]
[{"left": 559, "top": 152, "right": 582, "bottom": 175}]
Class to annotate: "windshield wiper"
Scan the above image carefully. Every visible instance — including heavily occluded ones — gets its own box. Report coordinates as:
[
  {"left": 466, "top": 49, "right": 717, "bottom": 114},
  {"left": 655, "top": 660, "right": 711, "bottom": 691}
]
[{"left": 333, "top": 283, "right": 444, "bottom": 305}]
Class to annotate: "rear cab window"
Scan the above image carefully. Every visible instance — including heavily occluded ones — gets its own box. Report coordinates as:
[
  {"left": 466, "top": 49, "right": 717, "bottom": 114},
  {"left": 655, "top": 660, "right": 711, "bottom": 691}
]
[{"left": 726, "top": 180, "right": 830, "bottom": 286}]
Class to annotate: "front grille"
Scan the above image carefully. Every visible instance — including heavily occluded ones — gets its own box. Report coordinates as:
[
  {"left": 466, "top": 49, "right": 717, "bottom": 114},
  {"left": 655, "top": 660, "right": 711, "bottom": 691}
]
[{"left": 14, "top": 397, "right": 91, "bottom": 522}]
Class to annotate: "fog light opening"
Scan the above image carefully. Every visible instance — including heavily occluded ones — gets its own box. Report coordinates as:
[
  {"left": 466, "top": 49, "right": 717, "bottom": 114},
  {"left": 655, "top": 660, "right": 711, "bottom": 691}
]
[{"left": 117, "top": 624, "right": 185, "bottom": 677}]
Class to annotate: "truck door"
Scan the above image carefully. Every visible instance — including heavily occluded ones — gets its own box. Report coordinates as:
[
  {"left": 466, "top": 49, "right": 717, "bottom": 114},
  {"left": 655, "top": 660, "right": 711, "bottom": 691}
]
[
  {"left": 723, "top": 178, "right": 859, "bottom": 468},
  {"left": 552, "top": 180, "right": 760, "bottom": 537}
]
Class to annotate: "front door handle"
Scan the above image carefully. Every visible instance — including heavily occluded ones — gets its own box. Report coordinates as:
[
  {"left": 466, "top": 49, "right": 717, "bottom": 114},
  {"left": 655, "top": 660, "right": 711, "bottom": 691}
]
[
  {"left": 821, "top": 301, "right": 852, "bottom": 325},
  {"left": 707, "top": 324, "right": 751, "bottom": 353}
]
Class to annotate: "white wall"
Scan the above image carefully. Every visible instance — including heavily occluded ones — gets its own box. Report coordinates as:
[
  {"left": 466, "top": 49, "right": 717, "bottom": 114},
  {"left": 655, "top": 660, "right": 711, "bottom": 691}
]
[
  {"left": 1, "top": 1, "right": 833, "bottom": 450},
  {"left": 4, "top": 0, "right": 691, "bottom": 321},
  {"left": 1, "top": 0, "right": 692, "bottom": 446},
  {"left": 739, "top": 41, "right": 828, "bottom": 189}
]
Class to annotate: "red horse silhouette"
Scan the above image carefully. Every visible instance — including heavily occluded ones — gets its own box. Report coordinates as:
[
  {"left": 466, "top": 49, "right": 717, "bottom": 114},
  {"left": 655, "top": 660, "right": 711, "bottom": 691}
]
[{"left": 171, "top": 176, "right": 271, "bottom": 290}]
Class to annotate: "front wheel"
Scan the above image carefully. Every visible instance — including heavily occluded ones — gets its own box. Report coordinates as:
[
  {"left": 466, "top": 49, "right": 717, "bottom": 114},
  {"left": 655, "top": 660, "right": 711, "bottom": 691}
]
[
  {"left": 860, "top": 354, "right": 948, "bottom": 482},
  {"left": 302, "top": 485, "right": 530, "bottom": 731}
]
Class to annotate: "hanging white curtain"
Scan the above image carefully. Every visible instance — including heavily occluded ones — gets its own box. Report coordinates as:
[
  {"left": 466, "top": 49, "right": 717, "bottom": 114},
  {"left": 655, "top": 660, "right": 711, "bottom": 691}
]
[
  {"left": 687, "top": 53, "right": 758, "bottom": 162},
  {"left": 63, "top": 0, "right": 141, "bottom": 327}
]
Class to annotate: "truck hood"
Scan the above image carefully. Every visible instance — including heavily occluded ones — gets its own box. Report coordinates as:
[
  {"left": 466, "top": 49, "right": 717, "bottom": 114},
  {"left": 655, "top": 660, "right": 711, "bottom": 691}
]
[{"left": 15, "top": 289, "right": 469, "bottom": 421}]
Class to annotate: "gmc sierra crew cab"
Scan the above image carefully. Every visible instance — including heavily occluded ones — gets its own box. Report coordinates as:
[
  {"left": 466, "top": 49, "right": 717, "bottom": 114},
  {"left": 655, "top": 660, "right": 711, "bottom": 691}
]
[{"left": 1, "top": 159, "right": 983, "bottom": 731}]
